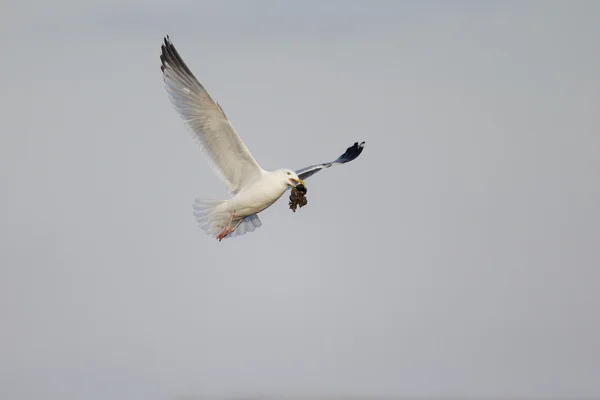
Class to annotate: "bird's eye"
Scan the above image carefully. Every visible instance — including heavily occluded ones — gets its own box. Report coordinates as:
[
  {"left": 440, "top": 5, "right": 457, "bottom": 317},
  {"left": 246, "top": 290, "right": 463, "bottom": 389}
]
[{"left": 287, "top": 172, "right": 291, "bottom": 175}]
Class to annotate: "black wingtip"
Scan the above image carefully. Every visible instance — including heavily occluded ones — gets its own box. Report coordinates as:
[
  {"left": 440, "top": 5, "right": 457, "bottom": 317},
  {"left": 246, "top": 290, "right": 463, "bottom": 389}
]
[{"left": 336, "top": 141, "right": 365, "bottom": 163}]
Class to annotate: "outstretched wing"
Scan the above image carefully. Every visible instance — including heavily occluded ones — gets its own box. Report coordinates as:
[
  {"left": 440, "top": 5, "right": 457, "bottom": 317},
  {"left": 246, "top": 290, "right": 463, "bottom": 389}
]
[
  {"left": 160, "top": 36, "right": 264, "bottom": 194},
  {"left": 295, "top": 141, "right": 365, "bottom": 181}
]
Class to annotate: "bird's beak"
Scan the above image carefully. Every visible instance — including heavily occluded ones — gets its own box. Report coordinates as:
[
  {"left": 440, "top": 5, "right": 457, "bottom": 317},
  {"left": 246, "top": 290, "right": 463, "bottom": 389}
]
[{"left": 289, "top": 178, "right": 306, "bottom": 188}]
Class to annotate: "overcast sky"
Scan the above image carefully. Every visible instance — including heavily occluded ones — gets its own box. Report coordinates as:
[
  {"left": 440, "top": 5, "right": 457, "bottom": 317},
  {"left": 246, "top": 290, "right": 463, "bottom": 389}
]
[{"left": 1, "top": 1, "right": 599, "bottom": 399}]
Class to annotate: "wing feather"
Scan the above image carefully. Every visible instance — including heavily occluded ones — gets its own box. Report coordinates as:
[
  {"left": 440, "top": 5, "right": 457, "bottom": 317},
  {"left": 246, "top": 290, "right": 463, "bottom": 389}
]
[
  {"left": 160, "top": 36, "right": 263, "bottom": 194},
  {"left": 295, "top": 141, "right": 365, "bottom": 181}
]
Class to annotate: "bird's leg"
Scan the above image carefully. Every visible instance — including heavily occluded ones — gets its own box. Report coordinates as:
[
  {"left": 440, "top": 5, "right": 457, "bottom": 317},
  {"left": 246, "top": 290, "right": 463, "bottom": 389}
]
[
  {"left": 220, "top": 217, "right": 244, "bottom": 241},
  {"left": 217, "top": 210, "right": 238, "bottom": 242},
  {"left": 230, "top": 218, "right": 243, "bottom": 232}
]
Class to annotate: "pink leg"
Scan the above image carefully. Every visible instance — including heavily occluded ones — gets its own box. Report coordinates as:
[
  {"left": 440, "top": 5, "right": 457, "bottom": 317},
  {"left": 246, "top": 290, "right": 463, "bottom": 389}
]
[
  {"left": 217, "top": 211, "right": 240, "bottom": 242},
  {"left": 230, "top": 218, "right": 243, "bottom": 233}
]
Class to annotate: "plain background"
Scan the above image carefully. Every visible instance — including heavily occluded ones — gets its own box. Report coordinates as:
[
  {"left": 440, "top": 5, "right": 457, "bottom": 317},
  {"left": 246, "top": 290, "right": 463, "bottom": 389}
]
[{"left": 1, "top": 1, "right": 599, "bottom": 399}]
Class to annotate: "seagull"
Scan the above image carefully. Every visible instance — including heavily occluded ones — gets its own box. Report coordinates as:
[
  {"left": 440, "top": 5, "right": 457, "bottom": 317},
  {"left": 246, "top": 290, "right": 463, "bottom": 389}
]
[{"left": 160, "top": 36, "right": 365, "bottom": 241}]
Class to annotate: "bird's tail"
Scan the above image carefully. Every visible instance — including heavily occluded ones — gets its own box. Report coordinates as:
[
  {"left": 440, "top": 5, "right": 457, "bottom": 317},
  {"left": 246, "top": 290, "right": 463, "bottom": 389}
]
[
  {"left": 192, "top": 198, "right": 263, "bottom": 240},
  {"left": 192, "top": 198, "right": 230, "bottom": 238}
]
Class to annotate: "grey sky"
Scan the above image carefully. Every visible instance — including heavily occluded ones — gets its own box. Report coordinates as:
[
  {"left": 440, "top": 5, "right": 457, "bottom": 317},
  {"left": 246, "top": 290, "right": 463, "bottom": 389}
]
[{"left": 1, "top": 1, "right": 599, "bottom": 399}]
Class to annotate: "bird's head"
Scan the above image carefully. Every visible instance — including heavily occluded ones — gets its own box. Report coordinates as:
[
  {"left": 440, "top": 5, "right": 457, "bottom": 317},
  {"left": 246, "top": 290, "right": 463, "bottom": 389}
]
[{"left": 279, "top": 169, "right": 306, "bottom": 192}]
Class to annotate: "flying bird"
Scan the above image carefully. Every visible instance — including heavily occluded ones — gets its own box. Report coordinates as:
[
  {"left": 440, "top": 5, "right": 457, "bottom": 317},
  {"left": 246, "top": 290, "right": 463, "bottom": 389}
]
[{"left": 160, "top": 36, "right": 365, "bottom": 241}]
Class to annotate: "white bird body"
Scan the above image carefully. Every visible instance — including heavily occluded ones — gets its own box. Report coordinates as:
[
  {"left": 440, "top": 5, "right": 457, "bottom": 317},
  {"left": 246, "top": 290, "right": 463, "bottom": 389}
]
[
  {"left": 191, "top": 169, "right": 293, "bottom": 240},
  {"left": 228, "top": 170, "right": 291, "bottom": 216},
  {"left": 218, "top": 171, "right": 291, "bottom": 218},
  {"left": 160, "top": 36, "right": 365, "bottom": 241}
]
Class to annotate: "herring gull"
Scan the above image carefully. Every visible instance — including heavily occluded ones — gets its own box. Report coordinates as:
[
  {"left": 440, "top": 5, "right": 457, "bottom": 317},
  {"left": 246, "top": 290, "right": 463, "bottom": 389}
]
[{"left": 160, "top": 36, "right": 365, "bottom": 241}]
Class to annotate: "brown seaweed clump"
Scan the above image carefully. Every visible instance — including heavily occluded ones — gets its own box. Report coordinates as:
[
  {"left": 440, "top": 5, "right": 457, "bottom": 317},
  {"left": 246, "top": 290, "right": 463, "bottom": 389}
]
[{"left": 288, "top": 184, "right": 308, "bottom": 212}]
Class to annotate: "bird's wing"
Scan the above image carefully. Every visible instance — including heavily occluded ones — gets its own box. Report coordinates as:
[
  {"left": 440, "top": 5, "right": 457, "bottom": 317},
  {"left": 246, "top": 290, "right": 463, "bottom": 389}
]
[
  {"left": 160, "top": 36, "right": 263, "bottom": 195},
  {"left": 295, "top": 141, "right": 365, "bottom": 181}
]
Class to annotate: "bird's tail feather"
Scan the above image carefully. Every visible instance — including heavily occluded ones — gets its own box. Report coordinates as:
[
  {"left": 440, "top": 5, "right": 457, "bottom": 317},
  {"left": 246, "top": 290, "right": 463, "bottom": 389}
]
[
  {"left": 192, "top": 198, "right": 230, "bottom": 238},
  {"left": 192, "top": 198, "right": 262, "bottom": 240}
]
